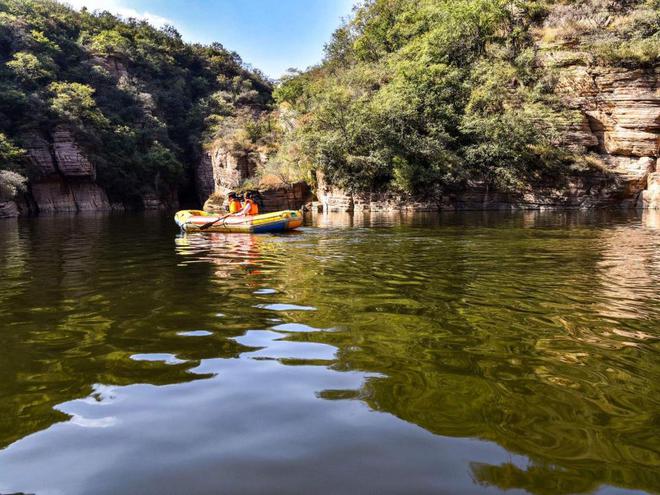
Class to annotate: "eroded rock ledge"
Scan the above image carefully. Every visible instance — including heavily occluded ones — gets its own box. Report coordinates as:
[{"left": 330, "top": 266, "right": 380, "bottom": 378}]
[
  {"left": 2, "top": 127, "right": 176, "bottom": 217},
  {"left": 26, "top": 127, "right": 111, "bottom": 213},
  {"left": 197, "top": 145, "right": 312, "bottom": 214}
]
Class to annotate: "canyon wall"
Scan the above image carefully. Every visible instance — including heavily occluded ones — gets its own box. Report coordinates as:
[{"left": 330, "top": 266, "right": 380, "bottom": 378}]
[
  {"left": 554, "top": 60, "right": 659, "bottom": 209},
  {"left": 317, "top": 63, "right": 659, "bottom": 213}
]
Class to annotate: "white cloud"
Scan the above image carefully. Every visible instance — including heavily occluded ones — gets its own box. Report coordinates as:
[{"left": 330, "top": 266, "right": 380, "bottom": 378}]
[{"left": 62, "top": 0, "right": 174, "bottom": 28}]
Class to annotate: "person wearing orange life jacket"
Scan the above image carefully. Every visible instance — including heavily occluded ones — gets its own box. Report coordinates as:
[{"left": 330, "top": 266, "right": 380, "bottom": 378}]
[
  {"left": 243, "top": 191, "right": 260, "bottom": 216},
  {"left": 232, "top": 191, "right": 259, "bottom": 217},
  {"left": 227, "top": 192, "right": 242, "bottom": 214}
]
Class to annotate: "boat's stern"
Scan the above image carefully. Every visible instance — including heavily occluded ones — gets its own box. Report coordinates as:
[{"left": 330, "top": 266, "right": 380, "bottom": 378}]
[{"left": 285, "top": 210, "right": 304, "bottom": 230}]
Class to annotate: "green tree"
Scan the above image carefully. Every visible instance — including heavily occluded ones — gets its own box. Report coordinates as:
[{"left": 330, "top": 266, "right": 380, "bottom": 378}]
[
  {"left": 88, "top": 29, "right": 130, "bottom": 57},
  {"left": 48, "top": 81, "right": 108, "bottom": 127},
  {"left": 6, "top": 51, "right": 56, "bottom": 83},
  {"left": 0, "top": 132, "right": 26, "bottom": 172}
]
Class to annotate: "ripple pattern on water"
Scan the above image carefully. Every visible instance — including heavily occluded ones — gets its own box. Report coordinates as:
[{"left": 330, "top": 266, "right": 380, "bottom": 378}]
[{"left": 0, "top": 210, "right": 659, "bottom": 494}]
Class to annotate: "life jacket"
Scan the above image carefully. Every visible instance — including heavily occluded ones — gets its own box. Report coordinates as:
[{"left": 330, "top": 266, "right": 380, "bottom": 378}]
[
  {"left": 244, "top": 198, "right": 259, "bottom": 216},
  {"left": 228, "top": 199, "right": 242, "bottom": 214}
]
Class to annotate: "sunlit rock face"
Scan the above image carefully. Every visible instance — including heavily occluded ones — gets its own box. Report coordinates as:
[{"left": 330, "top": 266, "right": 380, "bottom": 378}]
[
  {"left": 260, "top": 181, "right": 312, "bottom": 212},
  {"left": 198, "top": 143, "right": 311, "bottom": 213},
  {"left": 554, "top": 62, "right": 659, "bottom": 206},
  {"left": 557, "top": 67, "right": 659, "bottom": 156},
  {"left": 208, "top": 144, "right": 259, "bottom": 192}
]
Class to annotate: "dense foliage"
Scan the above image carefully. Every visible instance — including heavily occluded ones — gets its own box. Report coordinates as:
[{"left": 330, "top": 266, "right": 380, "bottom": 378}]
[
  {"left": 0, "top": 0, "right": 271, "bottom": 203},
  {"left": 540, "top": 0, "right": 659, "bottom": 67},
  {"left": 272, "top": 0, "right": 658, "bottom": 196}
]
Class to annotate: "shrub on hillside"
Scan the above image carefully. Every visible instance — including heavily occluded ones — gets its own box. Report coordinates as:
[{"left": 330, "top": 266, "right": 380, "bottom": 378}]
[{"left": 0, "top": 170, "right": 27, "bottom": 201}]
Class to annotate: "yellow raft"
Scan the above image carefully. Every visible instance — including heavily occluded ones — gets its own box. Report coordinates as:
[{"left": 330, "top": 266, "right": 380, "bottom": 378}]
[{"left": 175, "top": 209, "right": 303, "bottom": 233}]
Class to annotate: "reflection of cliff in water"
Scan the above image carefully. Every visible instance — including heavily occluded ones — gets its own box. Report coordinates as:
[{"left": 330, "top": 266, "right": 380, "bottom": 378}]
[
  {"left": 470, "top": 461, "right": 601, "bottom": 495},
  {"left": 0, "top": 214, "right": 244, "bottom": 449},
  {"left": 595, "top": 210, "right": 660, "bottom": 320}
]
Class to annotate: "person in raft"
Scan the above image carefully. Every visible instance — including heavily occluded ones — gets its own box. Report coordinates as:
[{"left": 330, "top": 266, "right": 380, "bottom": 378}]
[
  {"left": 232, "top": 191, "right": 259, "bottom": 217},
  {"left": 227, "top": 192, "right": 243, "bottom": 214}
]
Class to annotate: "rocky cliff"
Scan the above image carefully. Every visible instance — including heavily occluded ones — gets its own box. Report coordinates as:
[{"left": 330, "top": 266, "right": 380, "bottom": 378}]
[
  {"left": 0, "top": 0, "right": 271, "bottom": 218},
  {"left": 555, "top": 62, "right": 658, "bottom": 208},
  {"left": 195, "top": 146, "right": 260, "bottom": 204},
  {"left": 1, "top": 125, "right": 179, "bottom": 217},
  {"left": 198, "top": 144, "right": 311, "bottom": 214},
  {"left": 25, "top": 127, "right": 111, "bottom": 213},
  {"left": 199, "top": 62, "right": 659, "bottom": 214},
  {"left": 316, "top": 59, "right": 659, "bottom": 212}
]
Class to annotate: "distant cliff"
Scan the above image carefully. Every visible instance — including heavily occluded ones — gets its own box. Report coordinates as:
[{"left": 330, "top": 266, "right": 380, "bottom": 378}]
[
  {"left": 2, "top": 0, "right": 658, "bottom": 218},
  {"left": 229, "top": 0, "right": 658, "bottom": 212},
  {"left": 0, "top": 0, "right": 271, "bottom": 217}
]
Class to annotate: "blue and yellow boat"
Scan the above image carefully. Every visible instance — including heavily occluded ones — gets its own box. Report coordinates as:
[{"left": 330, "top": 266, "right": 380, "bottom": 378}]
[{"left": 175, "top": 209, "right": 303, "bottom": 233}]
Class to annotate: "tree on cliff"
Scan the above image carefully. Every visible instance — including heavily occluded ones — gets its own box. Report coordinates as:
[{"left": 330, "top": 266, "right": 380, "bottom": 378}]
[{"left": 271, "top": 0, "right": 658, "bottom": 197}]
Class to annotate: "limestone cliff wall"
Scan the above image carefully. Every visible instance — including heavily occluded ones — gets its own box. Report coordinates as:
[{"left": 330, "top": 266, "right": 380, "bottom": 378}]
[
  {"left": 197, "top": 141, "right": 311, "bottom": 213},
  {"left": 11, "top": 126, "right": 177, "bottom": 216},
  {"left": 556, "top": 64, "right": 658, "bottom": 207},
  {"left": 25, "top": 127, "right": 111, "bottom": 213},
  {"left": 260, "top": 181, "right": 312, "bottom": 212}
]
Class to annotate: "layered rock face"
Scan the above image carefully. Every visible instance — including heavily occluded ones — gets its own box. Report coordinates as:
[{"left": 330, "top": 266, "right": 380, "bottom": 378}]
[
  {"left": 195, "top": 147, "right": 257, "bottom": 206},
  {"left": 197, "top": 144, "right": 311, "bottom": 213},
  {"left": 558, "top": 67, "right": 658, "bottom": 155},
  {"left": 260, "top": 181, "right": 311, "bottom": 212},
  {"left": 556, "top": 65, "right": 659, "bottom": 207},
  {"left": 316, "top": 173, "right": 634, "bottom": 212},
  {"left": 25, "top": 127, "right": 111, "bottom": 213}
]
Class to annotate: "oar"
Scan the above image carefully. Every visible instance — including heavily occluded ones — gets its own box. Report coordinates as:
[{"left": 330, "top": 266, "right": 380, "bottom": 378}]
[{"left": 199, "top": 213, "right": 231, "bottom": 231}]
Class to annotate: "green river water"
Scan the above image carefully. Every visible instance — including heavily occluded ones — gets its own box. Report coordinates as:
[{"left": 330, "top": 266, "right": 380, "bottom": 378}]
[{"left": 0, "top": 210, "right": 659, "bottom": 495}]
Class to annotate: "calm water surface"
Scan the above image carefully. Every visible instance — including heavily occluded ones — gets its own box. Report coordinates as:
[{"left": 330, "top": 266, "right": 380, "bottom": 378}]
[{"left": 0, "top": 210, "right": 659, "bottom": 495}]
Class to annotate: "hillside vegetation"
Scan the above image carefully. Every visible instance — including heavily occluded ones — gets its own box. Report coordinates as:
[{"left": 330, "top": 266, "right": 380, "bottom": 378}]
[
  {"left": 269, "top": 0, "right": 658, "bottom": 197},
  {"left": 1, "top": 0, "right": 657, "bottom": 206},
  {"left": 0, "top": 0, "right": 271, "bottom": 203}
]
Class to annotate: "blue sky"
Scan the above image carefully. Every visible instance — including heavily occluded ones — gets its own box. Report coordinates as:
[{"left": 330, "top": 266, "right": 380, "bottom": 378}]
[{"left": 64, "top": 0, "right": 356, "bottom": 78}]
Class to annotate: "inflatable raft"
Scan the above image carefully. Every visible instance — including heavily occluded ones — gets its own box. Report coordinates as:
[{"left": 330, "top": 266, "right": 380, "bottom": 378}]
[{"left": 175, "top": 209, "right": 303, "bottom": 233}]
